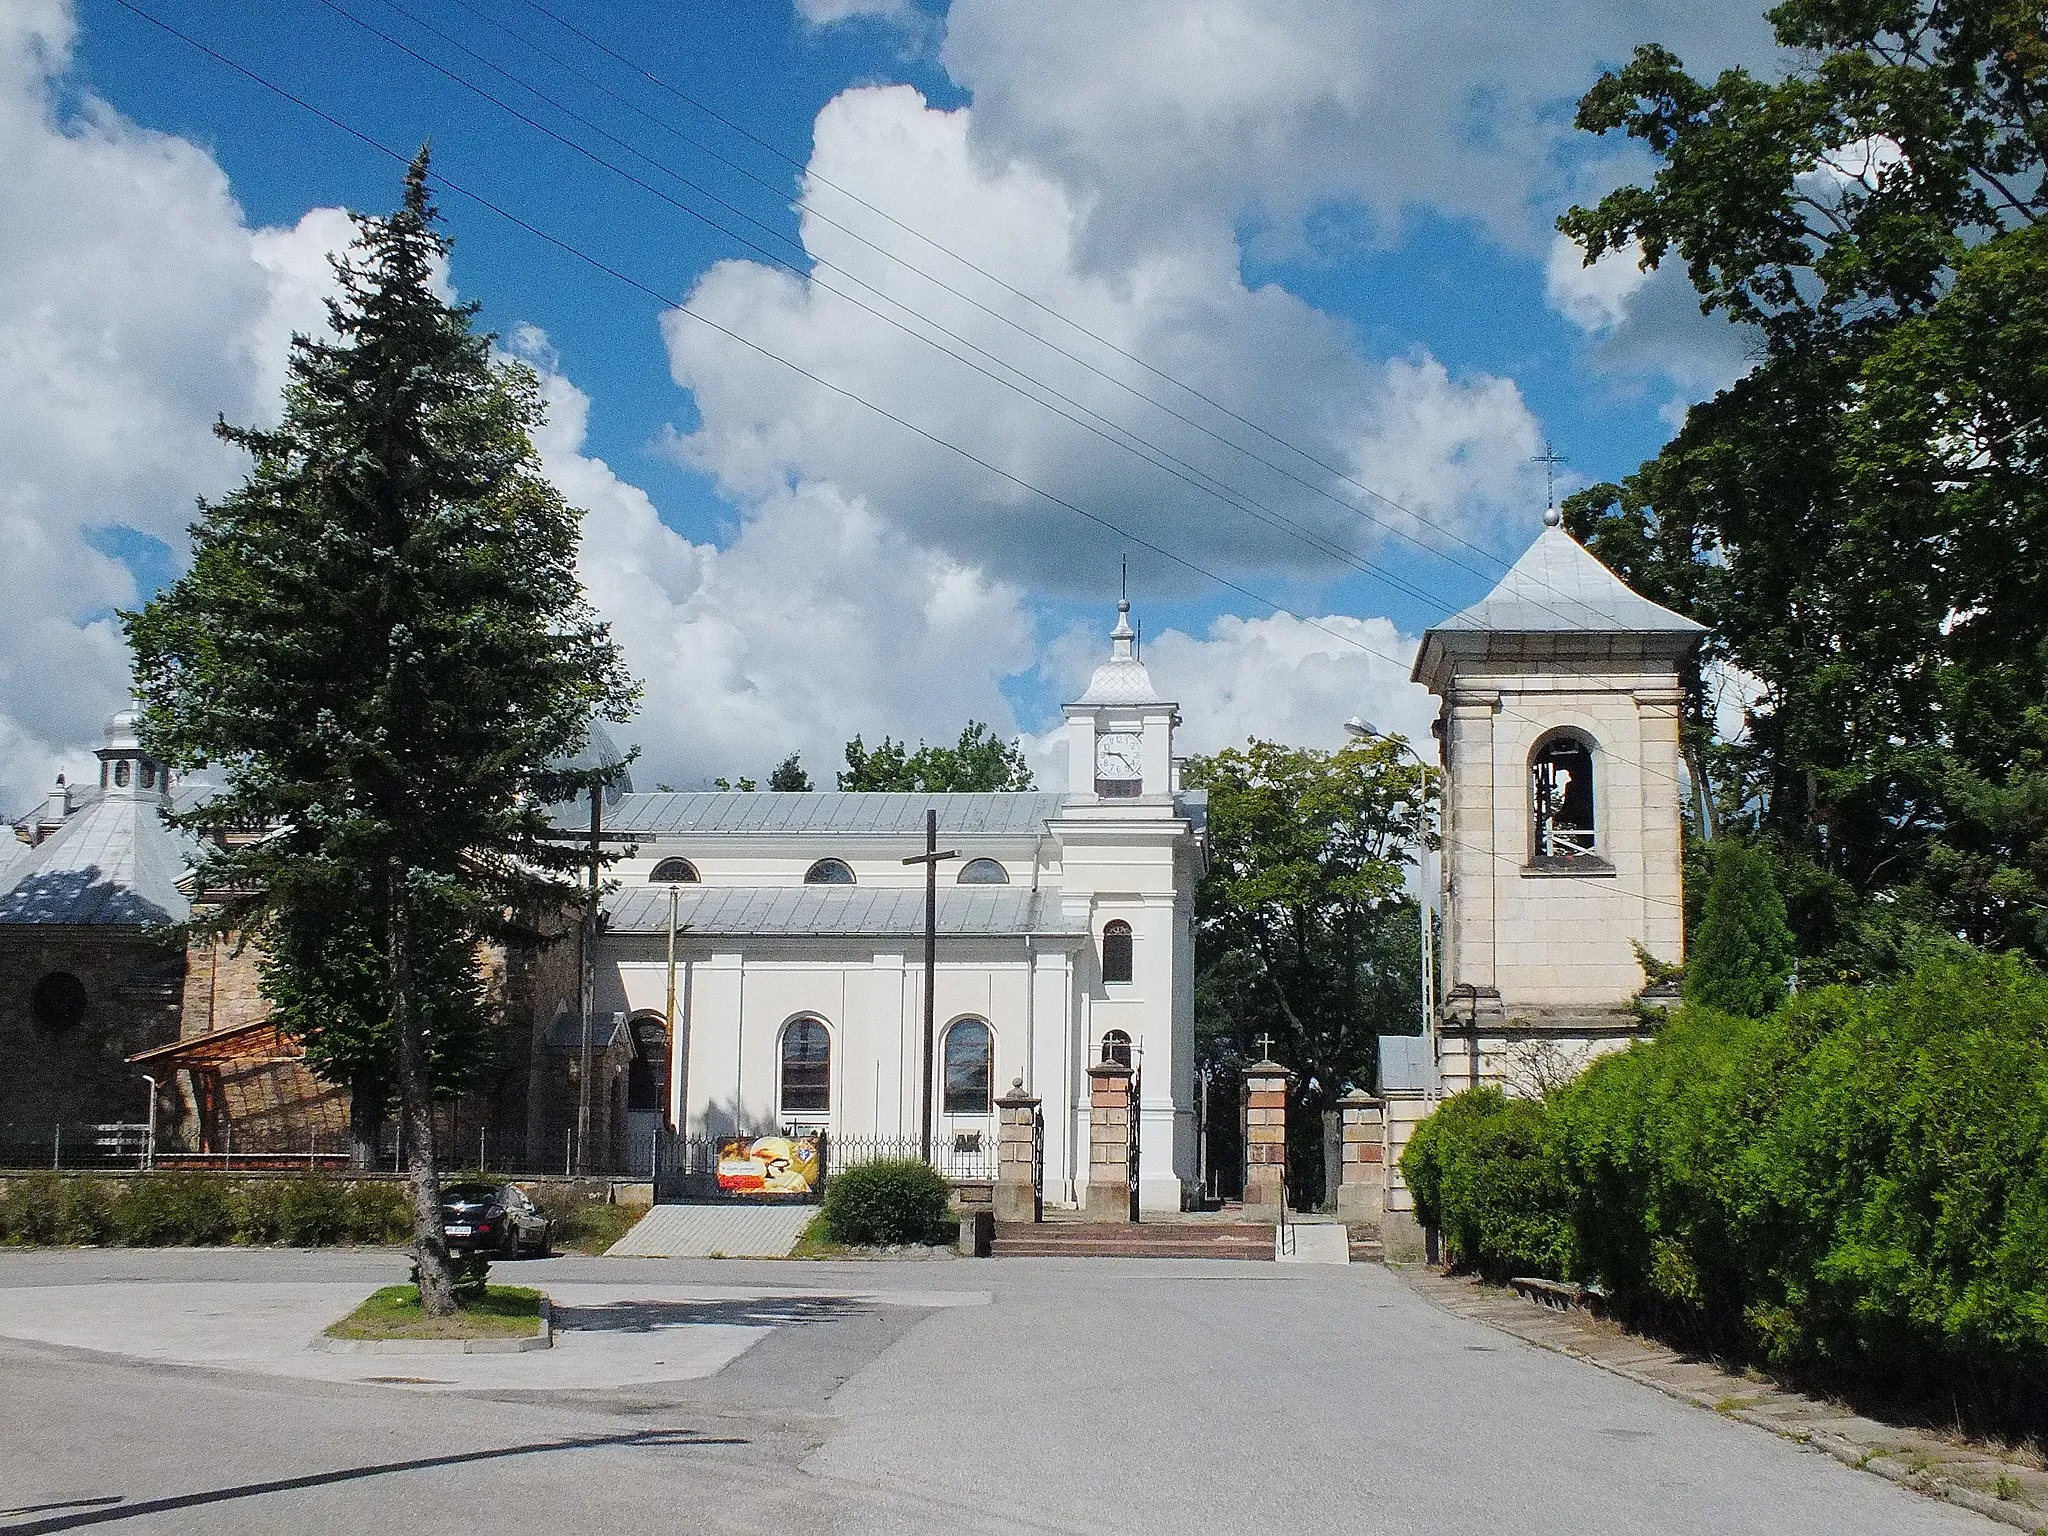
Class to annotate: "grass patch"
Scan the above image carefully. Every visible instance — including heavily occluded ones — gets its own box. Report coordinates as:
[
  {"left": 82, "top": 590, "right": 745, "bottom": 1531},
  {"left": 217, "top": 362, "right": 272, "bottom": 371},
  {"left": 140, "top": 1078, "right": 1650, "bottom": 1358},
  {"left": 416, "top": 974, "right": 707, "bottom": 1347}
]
[
  {"left": 789, "top": 1210, "right": 846, "bottom": 1258},
  {"left": 551, "top": 1201, "right": 640, "bottom": 1255},
  {"left": 325, "top": 1284, "right": 543, "bottom": 1341}
]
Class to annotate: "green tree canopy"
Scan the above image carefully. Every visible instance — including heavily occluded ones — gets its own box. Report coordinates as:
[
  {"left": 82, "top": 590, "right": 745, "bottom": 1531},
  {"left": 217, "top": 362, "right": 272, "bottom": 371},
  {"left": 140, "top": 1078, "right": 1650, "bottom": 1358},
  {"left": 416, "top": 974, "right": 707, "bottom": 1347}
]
[
  {"left": 1185, "top": 737, "right": 1433, "bottom": 1205},
  {"left": 767, "top": 752, "right": 813, "bottom": 792},
  {"left": 1685, "top": 840, "right": 1796, "bottom": 1017},
  {"left": 838, "top": 721, "right": 1033, "bottom": 791},
  {"left": 1558, "top": 0, "right": 2048, "bottom": 971},
  {"left": 126, "top": 152, "right": 635, "bottom": 1311}
]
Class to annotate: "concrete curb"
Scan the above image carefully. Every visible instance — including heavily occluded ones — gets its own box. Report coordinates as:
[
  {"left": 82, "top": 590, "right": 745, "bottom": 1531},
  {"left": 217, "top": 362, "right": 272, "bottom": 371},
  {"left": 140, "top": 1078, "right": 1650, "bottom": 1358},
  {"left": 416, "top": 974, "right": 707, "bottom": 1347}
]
[
  {"left": 315, "top": 1298, "right": 553, "bottom": 1356},
  {"left": 1397, "top": 1268, "right": 2046, "bottom": 1534}
]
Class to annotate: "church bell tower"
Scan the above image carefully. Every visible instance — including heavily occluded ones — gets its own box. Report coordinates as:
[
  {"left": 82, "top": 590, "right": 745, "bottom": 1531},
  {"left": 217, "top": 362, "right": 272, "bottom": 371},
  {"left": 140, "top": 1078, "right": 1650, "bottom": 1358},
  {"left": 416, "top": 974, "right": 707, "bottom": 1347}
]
[{"left": 1413, "top": 508, "right": 1706, "bottom": 1092}]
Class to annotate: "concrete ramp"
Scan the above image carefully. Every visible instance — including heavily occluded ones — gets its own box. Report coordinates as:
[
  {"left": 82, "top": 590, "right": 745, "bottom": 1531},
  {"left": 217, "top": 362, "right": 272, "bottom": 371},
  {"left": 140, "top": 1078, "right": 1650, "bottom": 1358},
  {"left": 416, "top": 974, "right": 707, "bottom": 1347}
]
[
  {"left": 1275, "top": 1221, "right": 1351, "bottom": 1265},
  {"left": 607, "top": 1203, "right": 817, "bottom": 1258}
]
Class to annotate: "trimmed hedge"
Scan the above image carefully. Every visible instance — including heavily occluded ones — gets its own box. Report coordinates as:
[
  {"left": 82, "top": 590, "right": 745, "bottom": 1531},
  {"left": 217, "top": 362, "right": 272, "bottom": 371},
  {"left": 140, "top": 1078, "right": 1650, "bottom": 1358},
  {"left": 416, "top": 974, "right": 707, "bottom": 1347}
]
[
  {"left": 819, "top": 1158, "right": 953, "bottom": 1246},
  {"left": 1402, "top": 952, "right": 2048, "bottom": 1417},
  {"left": 0, "top": 1174, "right": 413, "bottom": 1248}
]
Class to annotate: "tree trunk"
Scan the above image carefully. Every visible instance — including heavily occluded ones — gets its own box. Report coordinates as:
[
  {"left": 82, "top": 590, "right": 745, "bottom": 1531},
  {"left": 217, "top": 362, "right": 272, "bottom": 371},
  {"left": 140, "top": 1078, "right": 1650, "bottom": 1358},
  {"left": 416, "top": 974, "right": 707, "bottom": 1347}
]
[
  {"left": 387, "top": 857, "right": 456, "bottom": 1317},
  {"left": 348, "top": 1076, "right": 383, "bottom": 1171}
]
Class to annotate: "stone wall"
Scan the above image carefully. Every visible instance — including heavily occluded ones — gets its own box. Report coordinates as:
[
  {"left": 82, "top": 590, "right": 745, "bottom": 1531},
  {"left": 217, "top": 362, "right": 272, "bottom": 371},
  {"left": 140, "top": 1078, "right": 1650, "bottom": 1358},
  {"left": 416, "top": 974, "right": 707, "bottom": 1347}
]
[{"left": 0, "top": 928, "right": 182, "bottom": 1133}]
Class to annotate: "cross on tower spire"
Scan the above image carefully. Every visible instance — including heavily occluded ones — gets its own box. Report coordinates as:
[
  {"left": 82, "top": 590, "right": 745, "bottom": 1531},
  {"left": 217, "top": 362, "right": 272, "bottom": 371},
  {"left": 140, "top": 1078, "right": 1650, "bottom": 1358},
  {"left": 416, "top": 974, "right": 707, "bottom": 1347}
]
[{"left": 1533, "top": 442, "right": 1568, "bottom": 527}]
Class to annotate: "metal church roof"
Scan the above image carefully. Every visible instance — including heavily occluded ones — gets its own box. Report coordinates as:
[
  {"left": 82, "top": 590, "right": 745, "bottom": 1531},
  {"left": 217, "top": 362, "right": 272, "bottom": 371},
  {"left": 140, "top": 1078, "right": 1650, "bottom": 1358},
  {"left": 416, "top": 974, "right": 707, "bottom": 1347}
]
[
  {"left": 604, "top": 883, "right": 1084, "bottom": 939},
  {"left": 1432, "top": 525, "right": 1706, "bottom": 637},
  {"left": 579, "top": 791, "right": 1067, "bottom": 839},
  {"left": 0, "top": 791, "right": 204, "bottom": 926}
]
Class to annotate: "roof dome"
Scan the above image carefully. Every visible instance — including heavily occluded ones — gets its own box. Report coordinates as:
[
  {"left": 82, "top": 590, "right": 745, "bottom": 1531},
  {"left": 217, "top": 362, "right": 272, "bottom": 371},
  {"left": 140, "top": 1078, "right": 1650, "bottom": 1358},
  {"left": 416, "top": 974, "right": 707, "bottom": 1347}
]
[
  {"left": 1074, "top": 599, "right": 1165, "bottom": 707},
  {"left": 102, "top": 705, "right": 143, "bottom": 755},
  {"left": 550, "top": 719, "right": 635, "bottom": 807}
]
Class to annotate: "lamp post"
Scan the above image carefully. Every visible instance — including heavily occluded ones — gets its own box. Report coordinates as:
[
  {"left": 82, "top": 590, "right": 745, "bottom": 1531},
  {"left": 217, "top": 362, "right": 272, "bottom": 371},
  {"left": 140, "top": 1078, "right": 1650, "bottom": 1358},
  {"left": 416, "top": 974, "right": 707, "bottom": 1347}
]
[{"left": 1344, "top": 717, "right": 1439, "bottom": 1105}]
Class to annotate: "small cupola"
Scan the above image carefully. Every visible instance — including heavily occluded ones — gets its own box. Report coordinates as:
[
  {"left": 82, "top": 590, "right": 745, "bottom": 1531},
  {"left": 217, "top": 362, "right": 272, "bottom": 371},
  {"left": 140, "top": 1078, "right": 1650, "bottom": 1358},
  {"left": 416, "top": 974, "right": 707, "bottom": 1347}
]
[
  {"left": 1065, "top": 598, "right": 1178, "bottom": 799},
  {"left": 96, "top": 704, "right": 169, "bottom": 802}
]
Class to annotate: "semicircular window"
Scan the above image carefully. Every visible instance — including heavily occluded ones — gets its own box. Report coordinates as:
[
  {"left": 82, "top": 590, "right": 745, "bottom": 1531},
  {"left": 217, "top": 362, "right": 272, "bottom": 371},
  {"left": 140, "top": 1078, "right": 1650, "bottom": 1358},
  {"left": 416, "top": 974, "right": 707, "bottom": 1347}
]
[
  {"left": 32, "top": 971, "right": 87, "bottom": 1032},
  {"left": 649, "top": 857, "right": 699, "bottom": 884},
  {"left": 804, "top": 858, "right": 856, "bottom": 885},
  {"left": 956, "top": 858, "right": 1008, "bottom": 885}
]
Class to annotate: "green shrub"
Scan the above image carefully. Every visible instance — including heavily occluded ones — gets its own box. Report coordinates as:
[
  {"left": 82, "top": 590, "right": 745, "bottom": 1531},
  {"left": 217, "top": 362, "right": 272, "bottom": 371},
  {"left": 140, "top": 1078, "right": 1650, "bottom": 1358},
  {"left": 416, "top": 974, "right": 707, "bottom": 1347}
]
[
  {"left": 273, "top": 1177, "right": 351, "bottom": 1246},
  {"left": 344, "top": 1181, "right": 410, "bottom": 1244},
  {"left": 114, "top": 1175, "right": 236, "bottom": 1246},
  {"left": 820, "top": 1158, "right": 952, "bottom": 1246},
  {"left": 0, "top": 1173, "right": 63, "bottom": 1245},
  {"left": 234, "top": 1180, "right": 284, "bottom": 1244},
  {"left": 53, "top": 1178, "right": 115, "bottom": 1245},
  {"left": 1404, "top": 1088, "right": 1571, "bottom": 1281}
]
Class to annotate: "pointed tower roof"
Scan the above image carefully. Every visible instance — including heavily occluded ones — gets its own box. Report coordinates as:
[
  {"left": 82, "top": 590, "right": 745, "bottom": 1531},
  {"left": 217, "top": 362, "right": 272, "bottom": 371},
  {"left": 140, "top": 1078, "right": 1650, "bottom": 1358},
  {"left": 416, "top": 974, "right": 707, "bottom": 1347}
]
[
  {"left": 1414, "top": 513, "right": 1705, "bottom": 694},
  {"left": 1073, "top": 598, "right": 1168, "bottom": 707},
  {"left": 0, "top": 705, "right": 204, "bottom": 926}
]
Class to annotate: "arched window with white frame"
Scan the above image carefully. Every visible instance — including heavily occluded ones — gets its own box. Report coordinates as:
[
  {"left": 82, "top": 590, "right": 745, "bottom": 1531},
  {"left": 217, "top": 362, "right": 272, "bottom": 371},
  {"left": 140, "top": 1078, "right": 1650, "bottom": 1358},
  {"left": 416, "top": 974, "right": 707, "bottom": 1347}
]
[
  {"left": 779, "top": 1017, "right": 831, "bottom": 1116},
  {"left": 942, "top": 1018, "right": 994, "bottom": 1115}
]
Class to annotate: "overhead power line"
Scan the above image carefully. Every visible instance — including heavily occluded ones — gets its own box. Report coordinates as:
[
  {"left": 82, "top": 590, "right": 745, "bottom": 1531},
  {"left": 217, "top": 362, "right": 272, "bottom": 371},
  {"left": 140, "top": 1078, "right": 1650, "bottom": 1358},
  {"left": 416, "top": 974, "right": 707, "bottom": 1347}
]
[{"left": 100, "top": 0, "right": 1696, "bottom": 913}]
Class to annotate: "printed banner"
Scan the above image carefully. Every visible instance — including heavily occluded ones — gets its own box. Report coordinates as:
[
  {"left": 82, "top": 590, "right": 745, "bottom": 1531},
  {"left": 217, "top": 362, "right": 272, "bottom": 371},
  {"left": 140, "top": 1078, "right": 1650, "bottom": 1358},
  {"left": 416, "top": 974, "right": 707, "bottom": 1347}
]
[{"left": 716, "top": 1133, "right": 822, "bottom": 1195}]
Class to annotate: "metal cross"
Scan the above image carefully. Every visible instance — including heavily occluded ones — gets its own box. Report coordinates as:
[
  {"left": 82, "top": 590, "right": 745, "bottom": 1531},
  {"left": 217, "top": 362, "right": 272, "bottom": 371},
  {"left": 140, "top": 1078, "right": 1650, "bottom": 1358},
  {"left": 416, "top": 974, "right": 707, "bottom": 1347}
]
[
  {"left": 1533, "top": 442, "right": 1568, "bottom": 512},
  {"left": 1254, "top": 1032, "right": 1274, "bottom": 1061},
  {"left": 903, "top": 809, "right": 958, "bottom": 1163}
]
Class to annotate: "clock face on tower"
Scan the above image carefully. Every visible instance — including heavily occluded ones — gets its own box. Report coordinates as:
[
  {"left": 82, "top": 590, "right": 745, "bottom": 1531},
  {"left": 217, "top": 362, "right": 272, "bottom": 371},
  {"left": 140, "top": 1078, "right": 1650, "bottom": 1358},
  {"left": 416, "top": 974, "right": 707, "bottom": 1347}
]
[{"left": 1095, "top": 731, "right": 1142, "bottom": 795}]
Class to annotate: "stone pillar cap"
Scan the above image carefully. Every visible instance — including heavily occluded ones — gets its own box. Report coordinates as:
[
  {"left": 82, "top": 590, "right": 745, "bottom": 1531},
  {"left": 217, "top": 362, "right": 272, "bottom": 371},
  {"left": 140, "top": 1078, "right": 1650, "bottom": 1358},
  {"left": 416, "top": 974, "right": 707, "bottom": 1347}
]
[
  {"left": 1339, "top": 1085, "right": 1382, "bottom": 1105},
  {"left": 1241, "top": 1058, "right": 1291, "bottom": 1077},
  {"left": 995, "top": 1075, "right": 1041, "bottom": 1107},
  {"left": 1086, "top": 1059, "right": 1134, "bottom": 1080}
]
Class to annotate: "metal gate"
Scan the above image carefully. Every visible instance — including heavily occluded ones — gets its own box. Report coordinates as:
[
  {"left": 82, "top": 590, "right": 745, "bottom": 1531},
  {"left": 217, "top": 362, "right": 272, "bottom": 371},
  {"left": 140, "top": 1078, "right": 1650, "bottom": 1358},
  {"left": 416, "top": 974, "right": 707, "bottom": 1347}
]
[
  {"left": 1031, "top": 1106, "right": 1045, "bottom": 1223},
  {"left": 1127, "top": 1064, "right": 1143, "bottom": 1221}
]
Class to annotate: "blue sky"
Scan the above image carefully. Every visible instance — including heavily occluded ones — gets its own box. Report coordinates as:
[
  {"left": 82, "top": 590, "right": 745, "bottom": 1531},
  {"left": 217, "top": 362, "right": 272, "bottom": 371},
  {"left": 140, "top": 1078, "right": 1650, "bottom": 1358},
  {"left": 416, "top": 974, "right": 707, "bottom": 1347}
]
[{"left": 1, "top": 0, "right": 1771, "bottom": 800}]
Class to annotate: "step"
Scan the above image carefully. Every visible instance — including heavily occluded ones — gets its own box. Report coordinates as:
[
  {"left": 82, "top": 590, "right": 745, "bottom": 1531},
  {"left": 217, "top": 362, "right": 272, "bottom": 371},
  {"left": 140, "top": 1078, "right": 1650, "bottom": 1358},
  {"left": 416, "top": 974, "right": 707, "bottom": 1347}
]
[{"left": 991, "top": 1221, "right": 1275, "bottom": 1260}]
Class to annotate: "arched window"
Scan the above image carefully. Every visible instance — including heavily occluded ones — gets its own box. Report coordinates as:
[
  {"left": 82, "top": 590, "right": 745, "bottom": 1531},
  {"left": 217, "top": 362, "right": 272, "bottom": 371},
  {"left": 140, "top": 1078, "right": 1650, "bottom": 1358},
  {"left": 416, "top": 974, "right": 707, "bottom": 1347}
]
[
  {"left": 956, "top": 857, "right": 1008, "bottom": 885},
  {"left": 1100, "top": 1029, "right": 1132, "bottom": 1067},
  {"left": 31, "top": 972, "right": 87, "bottom": 1032},
  {"left": 1102, "top": 920, "right": 1133, "bottom": 984},
  {"left": 625, "top": 1017, "right": 670, "bottom": 1114},
  {"left": 1531, "top": 734, "right": 1597, "bottom": 860},
  {"left": 780, "top": 1017, "right": 831, "bottom": 1114},
  {"left": 649, "top": 857, "right": 699, "bottom": 884},
  {"left": 942, "top": 1018, "right": 993, "bottom": 1115},
  {"left": 114, "top": 760, "right": 131, "bottom": 788},
  {"left": 804, "top": 858, "right": 856, "bottom": 885}
]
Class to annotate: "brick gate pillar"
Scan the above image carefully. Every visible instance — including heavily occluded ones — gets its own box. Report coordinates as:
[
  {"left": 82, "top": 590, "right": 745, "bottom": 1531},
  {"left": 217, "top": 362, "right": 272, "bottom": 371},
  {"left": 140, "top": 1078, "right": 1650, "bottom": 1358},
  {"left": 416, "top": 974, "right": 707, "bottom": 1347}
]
[
  {"left": 1084, "top": 1059, "right": 1136, "bottom": 1222},
  {"left": 1335, "top": 1086, "right": 1387, "bottom": 1227},
  {"left": 994, "top": 1077, "right": 1041, "bottom": 1224},
  {"left": 1242, "top": 1059, "right": 1291, "bottom": 1223}
]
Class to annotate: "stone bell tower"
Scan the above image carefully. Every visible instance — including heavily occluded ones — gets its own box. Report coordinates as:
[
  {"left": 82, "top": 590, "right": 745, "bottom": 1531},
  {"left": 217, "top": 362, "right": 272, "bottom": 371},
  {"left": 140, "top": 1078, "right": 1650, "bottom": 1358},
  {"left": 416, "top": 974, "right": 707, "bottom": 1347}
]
[{"left": 1412, "top": 508, "right": 1706, "bottom": 1094}]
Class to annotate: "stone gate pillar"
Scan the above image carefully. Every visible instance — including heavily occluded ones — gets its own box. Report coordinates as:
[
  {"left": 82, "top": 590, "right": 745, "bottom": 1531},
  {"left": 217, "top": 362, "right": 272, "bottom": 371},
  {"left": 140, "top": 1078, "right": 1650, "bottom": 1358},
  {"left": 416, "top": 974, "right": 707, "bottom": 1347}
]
[
  {"left": 1084, "top": 1059, "right": 1136, "bottom": 1222},
  {"left": 994, "top": 1077, "right": 1041, "bottom": 1224},
  {"left": 1242, "top": 1059, "right": 1291, "bottom": 1223},
  {"left": 1335, "top": 1087, "right": 1387, "bottom": 1227}
]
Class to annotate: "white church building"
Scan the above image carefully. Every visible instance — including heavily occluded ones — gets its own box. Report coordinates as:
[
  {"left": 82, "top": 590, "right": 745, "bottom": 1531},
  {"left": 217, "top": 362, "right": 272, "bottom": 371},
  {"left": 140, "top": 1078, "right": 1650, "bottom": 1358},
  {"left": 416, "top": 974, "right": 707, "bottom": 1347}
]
[{"left": 583, "top": 599, "right": 1206, "bottom": 1213}]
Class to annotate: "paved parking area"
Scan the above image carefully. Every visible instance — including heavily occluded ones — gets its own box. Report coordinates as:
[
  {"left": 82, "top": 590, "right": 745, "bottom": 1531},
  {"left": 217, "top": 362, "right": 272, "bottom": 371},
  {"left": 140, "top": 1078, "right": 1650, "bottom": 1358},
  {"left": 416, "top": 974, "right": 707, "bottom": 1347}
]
[{"left": 0, "top": 1248, "right": 2002, "bottom": 1535}]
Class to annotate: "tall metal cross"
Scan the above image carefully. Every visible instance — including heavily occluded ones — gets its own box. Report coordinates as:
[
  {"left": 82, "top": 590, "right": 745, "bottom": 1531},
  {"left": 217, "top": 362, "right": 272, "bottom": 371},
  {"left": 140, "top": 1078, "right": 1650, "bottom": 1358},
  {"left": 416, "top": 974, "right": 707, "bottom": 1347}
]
[
  {"left": 902, "top": 807, "right": 958, "bottom": 1162},
  {"left": 1533, "top": 442, "right": 1568, "bottom": 512},
  {"left": 1254, "top": 1032, "right": 1275, "bottom": 1061}
]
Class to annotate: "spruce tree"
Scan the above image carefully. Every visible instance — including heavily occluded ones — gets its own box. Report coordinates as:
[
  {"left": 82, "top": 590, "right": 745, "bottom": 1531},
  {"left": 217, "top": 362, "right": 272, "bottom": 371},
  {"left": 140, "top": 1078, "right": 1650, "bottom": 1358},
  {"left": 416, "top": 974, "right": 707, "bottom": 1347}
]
[
  {"left": 1684, "top": 841, "right": 1796, "bottom": 1018},
  {"left": 128, "top": 151, "right": 634, "bottom": 1314}
]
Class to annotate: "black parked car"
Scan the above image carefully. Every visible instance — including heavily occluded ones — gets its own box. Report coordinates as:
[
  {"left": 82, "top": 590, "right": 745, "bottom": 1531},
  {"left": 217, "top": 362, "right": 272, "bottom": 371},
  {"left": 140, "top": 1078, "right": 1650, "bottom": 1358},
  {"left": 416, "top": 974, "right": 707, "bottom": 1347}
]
[{"left": 440, "top": 1182, "right": 552, "bottom": 1258}]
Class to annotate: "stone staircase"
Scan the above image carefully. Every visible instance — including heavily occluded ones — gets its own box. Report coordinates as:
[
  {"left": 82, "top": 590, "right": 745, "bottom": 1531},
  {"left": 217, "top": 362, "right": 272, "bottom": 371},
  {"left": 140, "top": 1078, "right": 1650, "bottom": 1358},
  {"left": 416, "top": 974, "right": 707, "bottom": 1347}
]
[{"left": 990, "top": 1220, "right": 1276, "bottom": 1260}]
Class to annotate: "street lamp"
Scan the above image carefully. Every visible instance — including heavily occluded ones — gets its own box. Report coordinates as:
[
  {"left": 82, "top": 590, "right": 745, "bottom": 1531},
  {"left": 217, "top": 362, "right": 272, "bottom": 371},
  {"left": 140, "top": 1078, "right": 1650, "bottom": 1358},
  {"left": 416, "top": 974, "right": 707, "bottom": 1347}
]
[{"left": 1344, "top": 717, "right": 1438, "bottom": 1104}]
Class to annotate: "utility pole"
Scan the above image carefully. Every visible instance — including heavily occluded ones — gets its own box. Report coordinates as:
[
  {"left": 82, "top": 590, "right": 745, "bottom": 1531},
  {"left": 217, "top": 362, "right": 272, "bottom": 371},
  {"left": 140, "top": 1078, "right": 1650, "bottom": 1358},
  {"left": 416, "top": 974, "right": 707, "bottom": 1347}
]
[
  {"left": 575, "top": 782, "right": 602, "bottom": 1174},
  {"left": 902, "top": 808, "right": 957, "bottom": 1162}
]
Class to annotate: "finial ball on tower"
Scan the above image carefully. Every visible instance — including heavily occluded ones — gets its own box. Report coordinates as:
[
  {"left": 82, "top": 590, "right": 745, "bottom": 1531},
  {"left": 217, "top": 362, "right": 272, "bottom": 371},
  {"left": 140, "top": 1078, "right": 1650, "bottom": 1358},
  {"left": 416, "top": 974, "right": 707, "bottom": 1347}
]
[{"left": 1543, "top": 504, "right": 1563, "bottom": 528}]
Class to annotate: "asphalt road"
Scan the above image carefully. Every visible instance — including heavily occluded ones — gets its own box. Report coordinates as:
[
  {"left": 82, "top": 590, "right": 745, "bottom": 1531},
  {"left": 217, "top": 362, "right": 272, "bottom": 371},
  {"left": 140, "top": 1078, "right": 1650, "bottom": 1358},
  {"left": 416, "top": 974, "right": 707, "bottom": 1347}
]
[{"left": 0, "top": 1248, "right": 1997, "bottom": 1535}]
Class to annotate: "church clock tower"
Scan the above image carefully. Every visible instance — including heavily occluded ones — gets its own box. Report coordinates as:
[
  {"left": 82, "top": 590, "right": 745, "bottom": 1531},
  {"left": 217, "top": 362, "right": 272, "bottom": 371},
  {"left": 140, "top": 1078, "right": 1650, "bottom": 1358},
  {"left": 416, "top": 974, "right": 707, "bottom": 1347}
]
[{"left": 1063, "top": 598, "right": 1177, "bottom": 798}]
